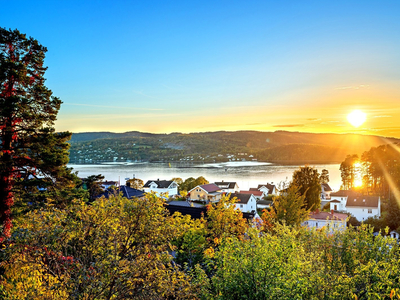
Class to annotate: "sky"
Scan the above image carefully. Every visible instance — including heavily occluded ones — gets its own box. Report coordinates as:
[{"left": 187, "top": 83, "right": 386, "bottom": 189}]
[{"left": 2, "top": 1, "right": 400, "bottom": 137}]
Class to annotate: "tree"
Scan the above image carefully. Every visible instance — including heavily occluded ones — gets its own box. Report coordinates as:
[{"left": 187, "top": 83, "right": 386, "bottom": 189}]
[
  {"left": 290, "top": 166, "right": 321, "bottom": 211},
  {"left": 320, "top": 169, "right": 329, "bottom": 184},
  {"left": 340, "top": 154, "right": 359, "bottom": 190},
  {"left": 0, "top": 28, "right": 71, "bottom": 241},
  {"left": 82, "top": 174, "right": 105, "bottom": 201},
  {"left": 126, "top": 177, "right": 144, "bottom": 189},
  {"left": 262, "top": 184, "right": 310, "bottom": 228}
]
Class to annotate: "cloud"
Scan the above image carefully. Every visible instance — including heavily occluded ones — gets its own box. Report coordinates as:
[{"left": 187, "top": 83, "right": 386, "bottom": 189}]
[
  {"left": 63, "top": 103, "right": 164, "bottom": 111},
  {"left": 335, "top": 85, "right": 370, "bottom": 90},
  {"left": 373, "top": 115, "right": 392, "bottom": 118},
  {"left": 273, "top": 124, "right": 304, "bottom": 128},
  {"left": 307, "top": 118, "right": 321, "bottom": 121}
]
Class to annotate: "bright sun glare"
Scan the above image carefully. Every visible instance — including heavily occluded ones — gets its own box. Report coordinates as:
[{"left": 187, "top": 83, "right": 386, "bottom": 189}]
[{"left": 347, "top": 110, "right": 367, "bottom": 128}]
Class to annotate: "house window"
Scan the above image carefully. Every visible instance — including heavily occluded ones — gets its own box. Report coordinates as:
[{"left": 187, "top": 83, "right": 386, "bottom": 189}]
[
  {"left": 368, "top": 209, "right": 372, "bottom": 213},
  {"left": 316, "top": 222, "right": 318, "bottom": 228},
  {"left": 240, "top": 205, "right": 243, "bottom": 208}
]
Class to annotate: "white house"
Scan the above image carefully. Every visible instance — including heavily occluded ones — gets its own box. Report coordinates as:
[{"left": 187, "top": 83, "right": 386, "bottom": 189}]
[
  {"left": 214, "top": 181, "right": 240, "bottom": 194},
  {"left": 345, "top": 196, "right": 380, "bottom": 221},
  {"left": 143, "top": 179, "right": 178, "bottom": 197},
  {"left": 230, "top": 193, "right": 257, "bottom": 213},
  {"left": 321, "top": 183, "right": 332, "bottom": 200},
  {"left": 329, "top": 190, "right": 361, "bottom": 212},
  {"left": 250, "top": 183, "right": 277, "bottom": 197},
  {"left": 102, "top": 180, "right": 118, "bottom": 190},
  {"left": 303, "top": 210, "right": 348, "bottom": 232}
]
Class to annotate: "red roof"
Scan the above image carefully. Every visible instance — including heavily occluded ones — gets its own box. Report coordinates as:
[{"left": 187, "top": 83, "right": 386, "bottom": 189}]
[
  {"left": 240, "top": 190, "right": 263, "bottom": 196},
  {"left": 200, "top": 183, "right": 221, "bottom": 193},
  {"left": 309, "top": 211, "right": 348, "bottom": 221}
]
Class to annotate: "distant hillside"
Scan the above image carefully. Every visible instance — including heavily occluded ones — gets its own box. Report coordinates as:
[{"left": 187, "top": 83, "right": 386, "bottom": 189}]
[{"left": 68, "top": 131, "right": 400, "bottom": 164}]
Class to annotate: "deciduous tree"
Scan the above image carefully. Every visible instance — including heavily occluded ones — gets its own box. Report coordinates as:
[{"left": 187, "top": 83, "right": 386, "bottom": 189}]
[{"left": 291, "top": 165, "right": 321, "bottom": 211}]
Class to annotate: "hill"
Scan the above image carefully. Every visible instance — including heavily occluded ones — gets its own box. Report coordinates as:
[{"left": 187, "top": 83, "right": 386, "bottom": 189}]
[{"left": 68, "top": 130, "right": 400, "bottom": 164}]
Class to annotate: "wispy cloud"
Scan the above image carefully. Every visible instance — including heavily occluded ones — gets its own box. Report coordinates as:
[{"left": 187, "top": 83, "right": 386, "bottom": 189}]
[
  {"left": 307, "top": 118, "right": 321, "bottom": 121},
  {"left": 373, "top": 115, "right": 392, "bottom": 118},
  {"left": 63, "top": 103, "right": 164, "bottom": 111},
  {"left": 335, "top": 85, "right": 370, "bottom": 90}
]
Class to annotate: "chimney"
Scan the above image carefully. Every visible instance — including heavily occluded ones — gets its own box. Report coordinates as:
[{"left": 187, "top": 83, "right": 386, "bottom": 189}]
[{"left": 331, "top": 209, "right": 334, "bottom": 215}]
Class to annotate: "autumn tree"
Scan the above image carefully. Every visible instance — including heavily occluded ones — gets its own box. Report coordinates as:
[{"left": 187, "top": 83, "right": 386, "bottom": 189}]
[
  {"left": 126, "top": 177, "right": 144, "bottom": 189},
  {"left": 290, "top": 166, "right": 321, "bottom": 211},
  {"left": 262, "top": 184, "right": 310, "bottom": 228},
  {"left": 0, "top": 28, "right": 72, "bottom": 241}
]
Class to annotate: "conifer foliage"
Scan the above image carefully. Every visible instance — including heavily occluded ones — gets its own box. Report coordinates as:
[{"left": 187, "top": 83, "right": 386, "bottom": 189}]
[{"left": 0, "top": 28, "right": 71, "bottom": 241}]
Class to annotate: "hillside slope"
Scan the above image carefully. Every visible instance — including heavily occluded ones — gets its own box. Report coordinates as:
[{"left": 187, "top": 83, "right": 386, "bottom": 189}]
[{"left": 69, "top": 131, "right": 399, "bottom": 164}]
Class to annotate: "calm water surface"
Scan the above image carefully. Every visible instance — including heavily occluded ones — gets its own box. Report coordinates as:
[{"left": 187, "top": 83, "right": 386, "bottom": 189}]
[{"left": 68, "top": 162, "right": 342, "bottom": 191}]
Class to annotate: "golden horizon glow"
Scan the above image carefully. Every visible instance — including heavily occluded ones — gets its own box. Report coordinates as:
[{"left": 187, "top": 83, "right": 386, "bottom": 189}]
[{"left": 347, "top": 110, "right": 367, "bottom": 128}]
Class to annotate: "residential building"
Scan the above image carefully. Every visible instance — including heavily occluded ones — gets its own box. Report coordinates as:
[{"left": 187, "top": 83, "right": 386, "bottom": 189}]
[
  {"left": 239, "top": 190, "right": 263, "bottom": 200},
  {"left": 345, "top": 196, "right": 380, "bottom": 221},
  {"left": 230, "top": 193, "right": 257, "bottom": 213},
  {"left": 214, "top": 181, "right": 240, "bottom": 193},
  {"left": 249, "top": 183, "right": 277, "bottom": 197},
  {"left": 303, "top": 210, "right": 348, "bottom": 232},
  {"left": 321, "top": 183, "right": 332, "bottom": 200},
  {"left": 329, "top": 190, "right": 361, "bottom": 212},
  {"left": 188, "top": 183, "right": 223, "bottom": 202},
  {"left": 143, "top": 179, "right": 178, "bottom": 196}
]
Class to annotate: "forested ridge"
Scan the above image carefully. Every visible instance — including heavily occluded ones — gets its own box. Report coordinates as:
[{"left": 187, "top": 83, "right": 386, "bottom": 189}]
[{"left": 69, "top": 130, "right": 400, "bottom": 164}]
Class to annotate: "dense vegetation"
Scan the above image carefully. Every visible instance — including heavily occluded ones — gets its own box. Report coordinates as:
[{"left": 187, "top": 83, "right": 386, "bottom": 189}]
[
  {"left": 69, "top": 131, "right": 400, "bottom": 164},
  {"left": 3, "top": 193, "right": 400, "bottom": 299}
]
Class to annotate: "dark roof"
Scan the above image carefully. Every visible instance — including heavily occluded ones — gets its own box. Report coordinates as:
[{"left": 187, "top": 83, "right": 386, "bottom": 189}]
[
  {"left": 97, "top": 185, "right": 145, "bottom": 199},
  {"left": 249, "top": 188, "right": 259, "bottom": 191},
  {"left": 331, "top": 190, "right": 361, "bottom": 197},
  {"left": 330, "top": 199, "right": 341, "bottom": 203},
  {"left": 165, "top": 204, "right": 255, "bottom": 220},
  {"left": 214, "top": 182, "right": 237, "bottom": 189},
  {"left": 346, "top": 196, "right": 380, "bottom": 208},
  {"left": 257, "top": 184, "right": 276, "bottom": 194},
  {"left": 257, "top": 199, "right": 273, "bottom": 205},
  {"left": 168, "top": 201, "right": 204, "bottom": 208},
  {"left": 143, "top": 180, "right": 174, "bottom": 188},
  {"left": 321, "top": 183, "right": 332, "bottom": 192},
  {"left": 200, "top": 183, "right": 221, "bottom": 193},
  {"left": 230, "top": 193, "right": 254, "bottom": 204},
  {"left": 309, "top": 211, "right": 348, "bottom": 221},
  {"left": 103, "top": 180, "right": 118, "bottom": 185}
]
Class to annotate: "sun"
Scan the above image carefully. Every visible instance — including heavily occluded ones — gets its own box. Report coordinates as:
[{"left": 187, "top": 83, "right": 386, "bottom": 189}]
[{"left": 347, "top": 110, "right": 367, "bottom": 128}]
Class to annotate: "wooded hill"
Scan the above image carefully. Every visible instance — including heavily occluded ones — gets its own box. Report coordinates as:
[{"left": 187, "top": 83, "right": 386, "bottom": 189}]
[{"left": 68, "top": 130, "right": 400, "bottom": 164}]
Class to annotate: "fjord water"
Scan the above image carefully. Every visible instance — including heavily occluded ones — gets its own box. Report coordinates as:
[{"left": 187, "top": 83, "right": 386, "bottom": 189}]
[{"left": 69, "top": 162, "right": 342, "bottom": 191}]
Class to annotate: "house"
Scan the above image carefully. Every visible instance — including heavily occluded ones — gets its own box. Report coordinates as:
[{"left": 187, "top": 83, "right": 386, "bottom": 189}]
[
  {"left": 303, "top": 210, "right": 348, "bottom": 232},
  {"left": 102, "top": 180, "right": 118, "bottom": 189},
  {"left": 345, "top": 196, "right": 380, "bottom": 221},
  {"left": 257, "top": 199, "right": 273, "bottom": 210},
  {"left": 214, "top": 181, "right": 240, "bottom": 193},
  {"left": 389, "top": 231, "right": 400, "bottom": 240},
  {"left": 239, "top": 190, "right": 263, "bottom": 200},
  {"left": 250, "top": 183, "right": 277, "bottom": 197},
  {"left": 143, "top": 179, "right": 178, "bottom": 197},
  {"left": 188, "top": 183, "right": 223, "bottom": 202},
  {"left": 230, "top": 193, "right": 257, "bottom": 213},
  {"left": 97, "top": 185, "right": 145, "bottom": 199},
  {"left": 329, "top": 190, "right": 361, "bottom": 212},
  {"left": 320, "top": 183, "right": 332, "bottom": 200}
]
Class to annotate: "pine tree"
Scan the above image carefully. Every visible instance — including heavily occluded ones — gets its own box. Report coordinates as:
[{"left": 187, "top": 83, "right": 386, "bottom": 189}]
[{"left": 0, "top": 28, "right": 71, "bottom": 241}]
